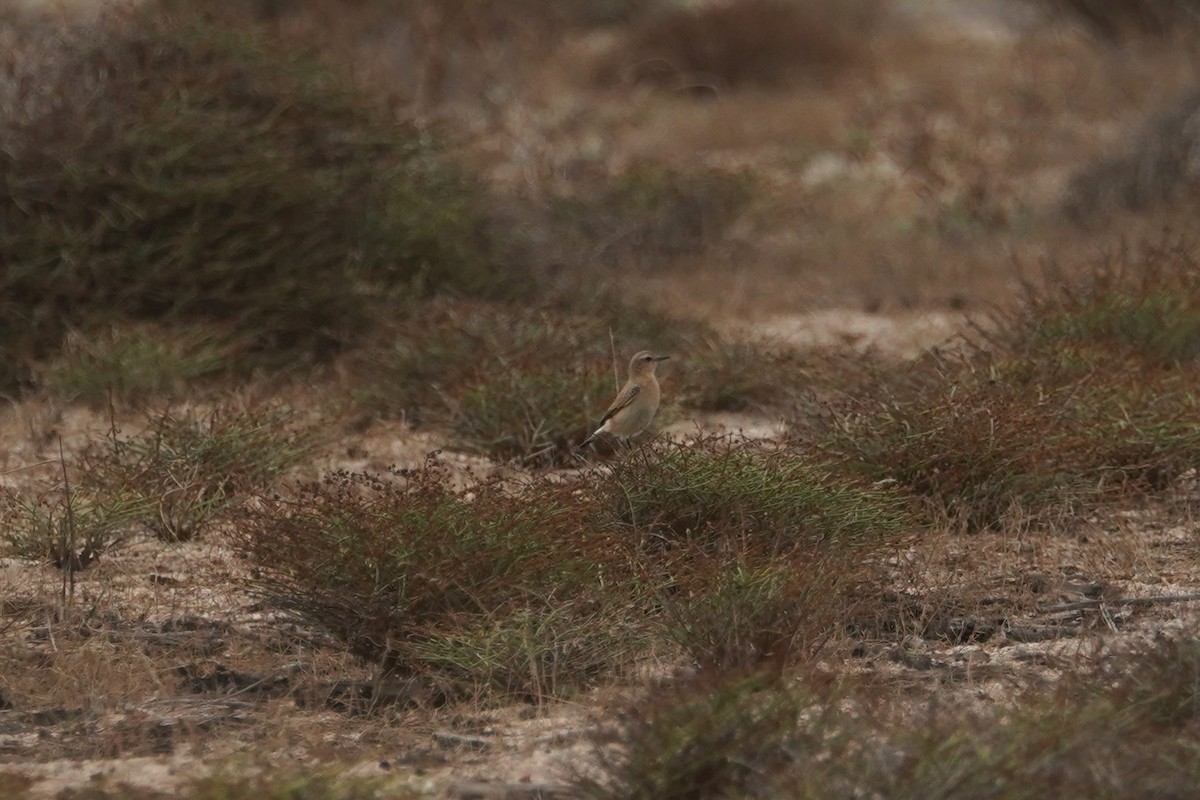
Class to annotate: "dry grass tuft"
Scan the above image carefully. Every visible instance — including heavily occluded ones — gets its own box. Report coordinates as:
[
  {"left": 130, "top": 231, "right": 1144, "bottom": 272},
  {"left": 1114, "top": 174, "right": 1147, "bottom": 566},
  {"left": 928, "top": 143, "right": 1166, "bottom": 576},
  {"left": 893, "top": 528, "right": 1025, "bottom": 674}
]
[
  {"left": 1, "top": 403, "right": 312, "bottom": 567},
  {"left": 80, "top": 404, "right": 316, "bottom": 542},
  {"left": 815, "top": 239, "right": 1200, "bottom": 529}
]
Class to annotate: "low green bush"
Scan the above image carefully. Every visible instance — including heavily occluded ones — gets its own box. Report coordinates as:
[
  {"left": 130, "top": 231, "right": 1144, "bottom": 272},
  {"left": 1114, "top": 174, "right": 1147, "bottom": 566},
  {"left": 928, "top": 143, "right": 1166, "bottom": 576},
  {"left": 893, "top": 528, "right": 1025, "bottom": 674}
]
[{"left": 0, "top": 3, "right": 508, "bottom": 391}]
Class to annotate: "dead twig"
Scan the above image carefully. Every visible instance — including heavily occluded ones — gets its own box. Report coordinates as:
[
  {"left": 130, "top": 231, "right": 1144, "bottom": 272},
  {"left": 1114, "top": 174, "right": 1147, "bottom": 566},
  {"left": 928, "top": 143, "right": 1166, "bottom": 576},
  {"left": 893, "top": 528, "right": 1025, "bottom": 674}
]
[{"left": 1039, "top": 594, "right": 1200, "bottom": 614}]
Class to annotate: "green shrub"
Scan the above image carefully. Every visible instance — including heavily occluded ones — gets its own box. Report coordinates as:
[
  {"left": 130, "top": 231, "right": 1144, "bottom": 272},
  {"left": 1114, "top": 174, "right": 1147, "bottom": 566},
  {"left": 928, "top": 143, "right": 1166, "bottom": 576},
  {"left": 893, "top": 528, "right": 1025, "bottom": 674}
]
[
  {"left": 0, "top": 4, "right": 506, "bottom": 391},
  {"left": 824, "top": 360, "right": 1200, "bottom": 529},
  {"left": 577, "top": 638, "right": 1200, "bottom": 799},
  {"left": 36, "top": 325, "right": 230, "bottom": 407},
  {"left": 595, "top": 437, "right": 910, "bottom": 668},
  {"left": 576, "top": 672, "right": 840, "bottom": 800},
  {"left": 663, "top": 556, "right": 854, "bottom": 670},
  {"left": 600, "top": 436, "right": 910, "bottom": 548}
]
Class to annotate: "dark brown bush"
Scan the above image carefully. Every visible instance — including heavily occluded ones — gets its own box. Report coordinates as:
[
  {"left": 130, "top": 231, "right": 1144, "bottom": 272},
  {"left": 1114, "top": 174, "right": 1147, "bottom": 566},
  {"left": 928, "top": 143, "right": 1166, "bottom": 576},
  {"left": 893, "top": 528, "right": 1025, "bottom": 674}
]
[
  {"left": 600, "top": 0, "right": 878, "bottom": 91},
  {"left": 1066, "top": 88, "right": 1200, "bottom": 220},
  {"left": 1035, "top": 0, "right": 1200, "bottom": 40}
]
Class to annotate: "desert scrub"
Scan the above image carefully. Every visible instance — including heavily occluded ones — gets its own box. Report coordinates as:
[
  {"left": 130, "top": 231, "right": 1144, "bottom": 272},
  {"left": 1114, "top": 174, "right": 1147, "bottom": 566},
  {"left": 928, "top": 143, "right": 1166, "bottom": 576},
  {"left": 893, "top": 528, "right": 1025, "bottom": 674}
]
[
  {"left": 600, "top": 435, "right": 910, "bottom": 548},
  {"left": 348, "top": 296, "right": 704, "bottom": 465},
  {"left": 821, "top": 242, "right": 1200, "bottom": 529},
  {"left": 1, "top": 485, "right": 150, "bottom": 570},
  {"left": 350, "top": 298, "right": 821, "bottom": 465},
  {"left": 576, "top": 671, "right": 846, "bottom": 800},
  {"left": 593, "top": 436, "right": 911, "bottom": 667},
  {"left": 350, "top": 299, "right": 651, "bottom": 465},
  {"left": 577, "top": 638, "right": 1200, "bottom": 798},
  {"left": 1066, "top": 89, "right": 1200, "bottom": 219},
  {"left": 0, "top": 3, "right": 508, "bottom": 391},
  {"left": 235, "top": 459, "right": 646, "bottom": 698},
  {"left": 825, "top": 359, "right": 1200, "bottom": 529},
  {"left": 674, "top": 337, "right": 845, "bottom": 413},
  {"left": 548, "top": 164, "right": 756, "bottom": 268},
  {"left": 81, "top": 404, "right": 315, "bottom": 542},
  {"left": 2, "top": 764, "right": 417, "bottom": 800},
  {"left": 35, "top": 325, "right": 231, "bottom": 407},
  {"left": 409, "top": 602, "right": 650, "bottom": 702},
  {"left": 1003, "top": 240, "right": 1200, "bottom": 369},
  {"left": 1036, "top": 0, "right": 1200, "bottom": 40},
  {"left": 599, "top": 0, "right": 879, "bottom": 89}
]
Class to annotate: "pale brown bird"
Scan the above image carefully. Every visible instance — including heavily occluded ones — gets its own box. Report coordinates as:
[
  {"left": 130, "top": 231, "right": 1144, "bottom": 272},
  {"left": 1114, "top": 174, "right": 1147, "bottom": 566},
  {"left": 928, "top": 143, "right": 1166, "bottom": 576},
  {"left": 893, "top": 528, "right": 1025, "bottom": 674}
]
[{"left": 581, "top": 350, "right": 670, "bottom": 447}]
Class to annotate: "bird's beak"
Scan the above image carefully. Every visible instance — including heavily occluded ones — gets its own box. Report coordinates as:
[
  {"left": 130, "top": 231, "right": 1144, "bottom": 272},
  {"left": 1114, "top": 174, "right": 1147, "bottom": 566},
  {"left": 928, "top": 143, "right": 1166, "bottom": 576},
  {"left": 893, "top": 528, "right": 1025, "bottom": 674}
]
[{"left": 655, "top": 355, "right": 671, "bottom": 361}]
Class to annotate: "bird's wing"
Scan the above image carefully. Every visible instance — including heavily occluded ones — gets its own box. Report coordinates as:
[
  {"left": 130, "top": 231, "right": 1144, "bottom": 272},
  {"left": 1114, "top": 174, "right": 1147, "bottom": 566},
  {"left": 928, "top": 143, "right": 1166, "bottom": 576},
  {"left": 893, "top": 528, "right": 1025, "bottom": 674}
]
[{"left": 597, "top": 384, "right": 641, "bottom": 427}]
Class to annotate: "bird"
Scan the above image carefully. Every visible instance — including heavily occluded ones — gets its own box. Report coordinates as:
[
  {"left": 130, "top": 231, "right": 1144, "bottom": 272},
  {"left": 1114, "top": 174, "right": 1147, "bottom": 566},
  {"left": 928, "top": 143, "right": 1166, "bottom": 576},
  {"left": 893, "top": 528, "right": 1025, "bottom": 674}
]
[{"left": 581, "top": 350, "right": 670, "bottom": 448}]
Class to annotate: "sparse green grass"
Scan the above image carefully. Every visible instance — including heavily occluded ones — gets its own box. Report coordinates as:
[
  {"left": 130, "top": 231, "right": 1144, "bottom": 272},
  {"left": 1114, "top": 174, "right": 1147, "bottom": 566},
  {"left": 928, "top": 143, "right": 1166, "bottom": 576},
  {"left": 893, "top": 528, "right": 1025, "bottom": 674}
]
[
  {"left": 0, "top": 485, "right": 150, "bottom": 570},
  {"left": 35, "top": 325, "right": 231, "bottom": 407},
  {"left": 81, "top": 405, "right": 315, "bottom": 542}
]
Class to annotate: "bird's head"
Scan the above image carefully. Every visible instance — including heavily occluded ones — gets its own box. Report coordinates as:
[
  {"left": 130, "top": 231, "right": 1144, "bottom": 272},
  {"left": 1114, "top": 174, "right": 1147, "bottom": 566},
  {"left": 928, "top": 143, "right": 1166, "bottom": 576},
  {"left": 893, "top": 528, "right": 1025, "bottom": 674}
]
[{"left": 629, "top": 350, "right": 670, "bottom": 377}]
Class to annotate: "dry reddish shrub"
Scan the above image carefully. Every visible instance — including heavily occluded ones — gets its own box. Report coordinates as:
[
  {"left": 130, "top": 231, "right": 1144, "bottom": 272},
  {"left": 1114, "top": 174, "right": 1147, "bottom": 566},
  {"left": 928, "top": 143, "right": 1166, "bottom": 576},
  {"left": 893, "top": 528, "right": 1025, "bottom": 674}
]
[
  {"left": 235, "top": 457, "right": 644, "bottom": 697},
  {"left": 817, "top": 239, "right": 1200, "bottom": 529}
]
